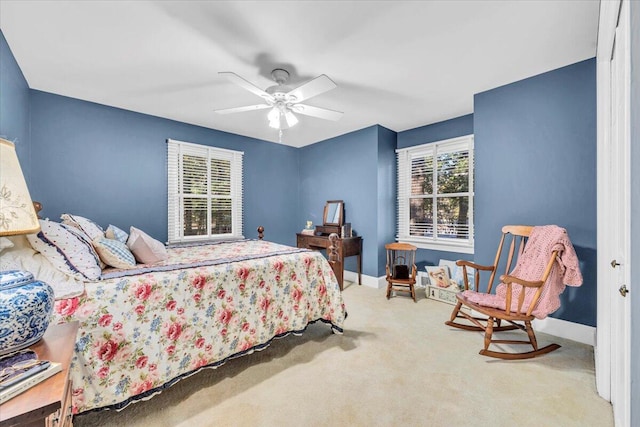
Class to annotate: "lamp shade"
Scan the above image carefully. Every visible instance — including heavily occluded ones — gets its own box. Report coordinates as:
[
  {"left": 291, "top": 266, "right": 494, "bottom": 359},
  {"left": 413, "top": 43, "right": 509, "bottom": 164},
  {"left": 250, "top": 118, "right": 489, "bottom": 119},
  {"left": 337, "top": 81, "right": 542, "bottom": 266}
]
[
  {"left": 0, "top": 138, "right": 40, "bottom": 236},
  {"left": 0, "top": 138, "right": 52, "bottom": 355}
]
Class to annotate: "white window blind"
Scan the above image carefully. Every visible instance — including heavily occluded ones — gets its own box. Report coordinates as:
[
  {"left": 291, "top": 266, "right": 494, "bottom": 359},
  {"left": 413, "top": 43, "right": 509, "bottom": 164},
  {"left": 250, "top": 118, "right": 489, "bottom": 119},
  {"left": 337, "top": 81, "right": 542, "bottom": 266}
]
[
  {"left": 167, "top": 139, "right": 243, "bottom": 244},
  {"left": 396, "top": 134, "right": 474, "bottom": 253}
]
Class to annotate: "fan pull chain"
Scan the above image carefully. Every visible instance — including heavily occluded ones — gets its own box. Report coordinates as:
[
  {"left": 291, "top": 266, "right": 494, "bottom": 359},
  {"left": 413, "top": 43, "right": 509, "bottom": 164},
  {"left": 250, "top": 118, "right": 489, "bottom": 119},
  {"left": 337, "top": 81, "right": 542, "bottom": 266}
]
[{"left": 278, "top": 129, "right": 283, "bottom": 143}]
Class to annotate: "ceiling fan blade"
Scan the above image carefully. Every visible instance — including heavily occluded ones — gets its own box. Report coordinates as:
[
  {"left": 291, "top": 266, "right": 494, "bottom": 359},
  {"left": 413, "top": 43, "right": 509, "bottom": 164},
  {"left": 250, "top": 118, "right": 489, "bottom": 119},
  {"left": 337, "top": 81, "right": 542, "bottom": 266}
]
[
  {"left": 214, "top": 104, "right": 271, "bottom": 114},
  {"left": 293, "top": 104, "right": 343, "bottom": 121},
  {"left": 286, "top": 75, "right": 337, "bottom": 103},
  {"left": 219, "top": 72, "right": 273, "bottom": 100}
]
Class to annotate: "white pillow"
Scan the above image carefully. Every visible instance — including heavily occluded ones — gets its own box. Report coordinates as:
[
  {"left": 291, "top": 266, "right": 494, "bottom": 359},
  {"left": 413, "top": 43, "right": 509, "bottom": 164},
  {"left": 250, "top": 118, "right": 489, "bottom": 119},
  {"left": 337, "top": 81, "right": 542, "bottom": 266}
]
[
  {"left": 127, "top": 227, "right": 168, "bottom": 264},
  {"left": 26, "top": 220, "right": 102, "bottom": 280},
  {"left": 105, "top": 224, "right": 128, "bottom": 243},
  {"left": 0, "top": 237, "right": 14, "bottom": 252},
  {"left": 61, "top": 213, "right": 104, "bottom": 240},
  {"left": 0, "top": 245, "right": 85, "bottom": 300},
  {"left": 93, "top": 236, "right": 136, "bottom": 269}
]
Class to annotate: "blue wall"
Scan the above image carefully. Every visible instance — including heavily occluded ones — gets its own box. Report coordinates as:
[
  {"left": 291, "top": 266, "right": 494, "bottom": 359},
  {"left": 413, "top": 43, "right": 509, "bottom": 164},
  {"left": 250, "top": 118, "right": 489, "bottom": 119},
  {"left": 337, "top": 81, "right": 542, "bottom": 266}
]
[
  {"left": 397, "top": 114, "right": 474, "bottom": 149},
  {"left": 376, "top": 126, "right": 398, "bottom": 276},
  {"left": 28, "top": 91, "right": 300, "bottom": 246},
  {"left": 299, "top": 126, "right": 392, "bottom": 277},
  {"left": 474, "top": 58, "right": 597, "bottom": 326},
  {"left": 630, "top": 1, "right": 639, "bottom": 424},
  {"left": 396, "top": 60, "right": 597, "bottom": 327},
  {"left": 298, "top": 125, "right": 397, "bottom": 278},
  {"left": 0, "top": 30, "right": 31, "bottom": 180}
]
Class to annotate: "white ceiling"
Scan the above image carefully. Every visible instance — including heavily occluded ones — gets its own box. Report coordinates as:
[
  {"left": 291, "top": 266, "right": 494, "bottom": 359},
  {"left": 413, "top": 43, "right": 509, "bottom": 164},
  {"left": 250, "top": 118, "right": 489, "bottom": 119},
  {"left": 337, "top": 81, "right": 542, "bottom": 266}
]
[{"left": 0, "top": 1, "right": 599, "bottom": 148}]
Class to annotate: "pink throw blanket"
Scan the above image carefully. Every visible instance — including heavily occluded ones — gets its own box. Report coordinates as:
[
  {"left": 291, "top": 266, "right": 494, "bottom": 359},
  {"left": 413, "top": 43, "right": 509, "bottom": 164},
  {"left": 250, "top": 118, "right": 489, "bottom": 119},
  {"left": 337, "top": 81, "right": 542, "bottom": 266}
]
[{"left": 462, "top": 225, "right": 583, "bottom": 319}]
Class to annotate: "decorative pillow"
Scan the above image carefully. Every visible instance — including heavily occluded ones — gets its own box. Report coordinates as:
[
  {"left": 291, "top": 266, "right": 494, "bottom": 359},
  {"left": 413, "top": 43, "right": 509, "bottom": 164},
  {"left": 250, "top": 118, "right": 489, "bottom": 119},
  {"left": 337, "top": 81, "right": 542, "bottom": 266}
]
[
  {"left": 93, "top": 236, "right": 136, "bottom": 269},
  {"left": 26, "top": 220, "right": 102, "bottom": 280},
  {"left": 127, "top": 227, "right": 168, "bottom": 264},
  {"left": 64, "top": 224, "right": 106, "bottom": 270},
  {"left": 61, "top": 213, "right": 104, "bottom": 241},
  {"left": 0, "top": 244, "right": 85, "bottom": 300},
  {"left": 105, "top": 224, "right": 128, "bottom": 243}
]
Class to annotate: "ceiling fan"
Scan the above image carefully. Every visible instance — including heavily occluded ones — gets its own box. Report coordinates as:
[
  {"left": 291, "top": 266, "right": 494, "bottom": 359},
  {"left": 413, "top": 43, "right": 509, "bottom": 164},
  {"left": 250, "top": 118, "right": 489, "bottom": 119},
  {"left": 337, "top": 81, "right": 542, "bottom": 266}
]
[{"left": 215, "top": 69, "right": 343, "bottom": 131}]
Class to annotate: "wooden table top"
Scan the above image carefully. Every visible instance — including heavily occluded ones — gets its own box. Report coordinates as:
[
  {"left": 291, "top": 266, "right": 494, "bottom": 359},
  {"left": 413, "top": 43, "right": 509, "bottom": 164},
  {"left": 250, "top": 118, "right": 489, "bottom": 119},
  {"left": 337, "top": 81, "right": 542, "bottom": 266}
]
[{"left": 0, "top": 322, "right": 79, "bottom": 426}]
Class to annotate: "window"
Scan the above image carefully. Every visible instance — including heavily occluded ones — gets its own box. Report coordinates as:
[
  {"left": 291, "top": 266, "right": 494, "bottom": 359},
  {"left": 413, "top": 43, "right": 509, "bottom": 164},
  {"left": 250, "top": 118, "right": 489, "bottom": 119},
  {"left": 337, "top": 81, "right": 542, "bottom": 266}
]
[
  {"left": 167, "top": 139, "right": 243, "bottom": 244},
  {"left": 396, "top": 135, "right": 474, "bottom": 253}
]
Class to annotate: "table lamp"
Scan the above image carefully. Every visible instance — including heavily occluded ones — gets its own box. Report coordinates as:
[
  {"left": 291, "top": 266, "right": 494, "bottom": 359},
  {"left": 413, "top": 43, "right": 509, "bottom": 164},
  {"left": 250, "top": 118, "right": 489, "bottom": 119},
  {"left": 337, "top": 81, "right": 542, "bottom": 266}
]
[{"left": 0, "top": 137, "right": 54, "bottom": 355}]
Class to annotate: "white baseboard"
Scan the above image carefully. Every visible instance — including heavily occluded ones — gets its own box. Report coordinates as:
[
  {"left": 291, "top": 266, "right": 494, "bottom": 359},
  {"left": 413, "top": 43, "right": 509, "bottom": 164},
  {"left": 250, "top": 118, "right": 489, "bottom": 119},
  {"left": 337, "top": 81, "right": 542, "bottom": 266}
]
[
  {"left": 470, "top": 309, "right": 596, "bottom": 347},
  {"left": 343, "top": 271, "right": 386, "bottom": 289},
  {"left": 344, "top": 270, "right": 431, "bottom": 290},
  {"left": 532, "top": 316, "right": 596, "bottom": 347}
]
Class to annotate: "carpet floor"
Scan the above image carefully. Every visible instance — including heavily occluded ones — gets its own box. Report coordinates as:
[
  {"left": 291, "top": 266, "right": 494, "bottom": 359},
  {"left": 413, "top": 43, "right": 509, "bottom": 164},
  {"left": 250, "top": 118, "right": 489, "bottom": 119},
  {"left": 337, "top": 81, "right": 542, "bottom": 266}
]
[{"left": 75, "top": 282, "right": 613, "bottom": 427}]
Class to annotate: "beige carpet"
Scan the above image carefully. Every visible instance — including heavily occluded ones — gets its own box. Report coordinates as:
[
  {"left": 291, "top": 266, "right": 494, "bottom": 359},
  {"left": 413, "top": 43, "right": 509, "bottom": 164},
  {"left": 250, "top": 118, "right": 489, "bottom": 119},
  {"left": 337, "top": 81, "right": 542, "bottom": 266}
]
[{"left": 75, "top": 283, "right": 613, "bottom": 427}]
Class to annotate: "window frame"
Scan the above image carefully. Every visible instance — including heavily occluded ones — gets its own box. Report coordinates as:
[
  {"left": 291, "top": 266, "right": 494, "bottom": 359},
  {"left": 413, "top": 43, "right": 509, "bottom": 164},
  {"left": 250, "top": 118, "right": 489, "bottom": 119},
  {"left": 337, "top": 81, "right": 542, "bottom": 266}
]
[
  {"left": 396, "top": 134, "right": 474, "bottom": 254},
  {"left": 167, "top": 138, "right": 244, "bottom": 244}
]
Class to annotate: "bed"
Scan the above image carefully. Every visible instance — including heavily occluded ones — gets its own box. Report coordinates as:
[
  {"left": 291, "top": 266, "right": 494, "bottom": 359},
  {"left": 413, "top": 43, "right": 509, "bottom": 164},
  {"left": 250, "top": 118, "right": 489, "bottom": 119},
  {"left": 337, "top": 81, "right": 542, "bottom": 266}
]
[{"left": 0, "top": 215, "right": 346, "bottom": 414}]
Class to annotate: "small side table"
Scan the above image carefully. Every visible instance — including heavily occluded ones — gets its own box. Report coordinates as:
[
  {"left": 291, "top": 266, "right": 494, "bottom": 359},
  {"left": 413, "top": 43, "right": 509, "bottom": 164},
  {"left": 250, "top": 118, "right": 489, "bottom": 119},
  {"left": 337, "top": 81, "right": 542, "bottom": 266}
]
[
  {"left": 0, "top": 322, "right": 79, "bottom": 427},
  {"left": 296, "top": 233, "right": 362, "bottom": 290}
]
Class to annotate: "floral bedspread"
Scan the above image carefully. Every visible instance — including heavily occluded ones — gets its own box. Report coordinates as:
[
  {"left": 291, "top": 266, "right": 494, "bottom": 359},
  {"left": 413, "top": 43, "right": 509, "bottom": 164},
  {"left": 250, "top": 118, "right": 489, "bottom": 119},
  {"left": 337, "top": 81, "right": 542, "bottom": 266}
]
[{"left": 52, "top": 240, "right": 346, "bottom": 414}]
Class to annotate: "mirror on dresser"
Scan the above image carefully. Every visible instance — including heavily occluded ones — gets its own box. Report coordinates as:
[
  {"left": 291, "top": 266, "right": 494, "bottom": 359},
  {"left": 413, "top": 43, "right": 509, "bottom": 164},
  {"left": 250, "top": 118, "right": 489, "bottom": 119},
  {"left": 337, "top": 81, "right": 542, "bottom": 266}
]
[{"left": 323, "top": 200, "right": 344, "bottom": 226}]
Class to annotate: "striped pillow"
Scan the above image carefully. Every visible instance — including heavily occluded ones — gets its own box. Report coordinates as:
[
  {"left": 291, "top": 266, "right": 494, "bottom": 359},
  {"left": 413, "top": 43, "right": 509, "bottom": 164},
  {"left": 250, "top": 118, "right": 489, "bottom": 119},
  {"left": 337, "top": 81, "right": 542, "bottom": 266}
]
[
  {"left": 93, "top": 236, "right": 136, "bottom": 269},
  {"left": 61, "top": 214, "right": 104, "bottom": 241}
]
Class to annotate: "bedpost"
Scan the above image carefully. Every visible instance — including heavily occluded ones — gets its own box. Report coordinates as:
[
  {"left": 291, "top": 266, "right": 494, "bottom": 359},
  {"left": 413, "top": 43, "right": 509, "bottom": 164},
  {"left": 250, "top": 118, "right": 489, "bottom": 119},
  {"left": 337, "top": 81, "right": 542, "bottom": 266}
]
[
  {"left": 33, "top": 201, "right": 43, "bottom": 219},
  {"left": 257, "top": 226, "right": 264, "bottom": 240},
  {"left": 328, "top": 233, "right": 344, "bottom": 290}
]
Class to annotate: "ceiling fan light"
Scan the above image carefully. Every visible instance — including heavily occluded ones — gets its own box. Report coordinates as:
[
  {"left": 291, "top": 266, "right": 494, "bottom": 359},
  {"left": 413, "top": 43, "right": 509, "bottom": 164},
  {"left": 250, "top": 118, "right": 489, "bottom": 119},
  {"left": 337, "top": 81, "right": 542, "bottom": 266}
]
[
  {"left": 285, "top": 111, "right": 299, "bottom": 128},
  {"left": 267, "top": 107, "right": 279, "bottom": 121},
  {"left": 268, "top": 108, "right": 281, "bottom": 129}
]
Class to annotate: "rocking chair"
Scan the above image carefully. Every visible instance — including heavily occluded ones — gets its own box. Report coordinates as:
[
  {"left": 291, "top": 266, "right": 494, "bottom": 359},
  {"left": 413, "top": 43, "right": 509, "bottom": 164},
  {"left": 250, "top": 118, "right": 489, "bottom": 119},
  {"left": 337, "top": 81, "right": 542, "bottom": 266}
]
[
  {"left": 385, "top": 242, "right": 417, "bottom": 302},
  {"left": 445, "top": 225, "right": 583, "bottom": 360}
]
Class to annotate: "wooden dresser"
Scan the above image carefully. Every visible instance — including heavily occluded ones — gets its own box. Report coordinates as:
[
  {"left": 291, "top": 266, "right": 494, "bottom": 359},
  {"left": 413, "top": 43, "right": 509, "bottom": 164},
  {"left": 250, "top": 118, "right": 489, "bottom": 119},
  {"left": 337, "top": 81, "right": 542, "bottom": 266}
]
[
  {"left": 0, "top": 322, "right": 79, "bottom": 427},
  {"left": 296, "top": 233, "right": 362, "bottom": 290}
]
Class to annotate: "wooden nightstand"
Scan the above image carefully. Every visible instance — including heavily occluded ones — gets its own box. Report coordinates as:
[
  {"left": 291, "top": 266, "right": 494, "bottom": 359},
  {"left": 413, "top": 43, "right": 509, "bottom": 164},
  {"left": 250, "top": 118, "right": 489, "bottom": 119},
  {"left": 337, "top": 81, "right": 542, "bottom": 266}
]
[{"left": 0, "top": 322, "right": 79, "bottom": 427}]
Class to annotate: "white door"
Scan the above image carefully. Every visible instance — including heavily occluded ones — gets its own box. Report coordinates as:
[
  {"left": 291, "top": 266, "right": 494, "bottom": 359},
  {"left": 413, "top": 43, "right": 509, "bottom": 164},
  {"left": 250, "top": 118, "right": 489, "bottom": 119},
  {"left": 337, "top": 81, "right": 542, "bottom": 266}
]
[
  {"left": 597, "top": 1, "right": 631, "bottom": 426},
  {"left": 609, "top": 2, "right": 631, "bottom": 424}
]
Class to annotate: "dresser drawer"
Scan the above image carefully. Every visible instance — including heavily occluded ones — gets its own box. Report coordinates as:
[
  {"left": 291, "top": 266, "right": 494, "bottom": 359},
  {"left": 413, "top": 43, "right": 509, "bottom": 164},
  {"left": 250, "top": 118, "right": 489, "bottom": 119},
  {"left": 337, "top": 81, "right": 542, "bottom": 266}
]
[
  {"left": 305, "top": 236, "right": 330, "bottom": 249},
  {"left": 297, "top": 234, "right": 330, "bottom": 250}
]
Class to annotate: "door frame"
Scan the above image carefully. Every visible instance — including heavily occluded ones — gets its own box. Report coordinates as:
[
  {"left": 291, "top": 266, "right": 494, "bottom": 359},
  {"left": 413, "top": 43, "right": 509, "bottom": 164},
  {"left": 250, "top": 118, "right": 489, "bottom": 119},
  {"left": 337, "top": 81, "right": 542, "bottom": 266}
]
[{"left": 596, "top": 0, "right": 631, "bottom": 425}]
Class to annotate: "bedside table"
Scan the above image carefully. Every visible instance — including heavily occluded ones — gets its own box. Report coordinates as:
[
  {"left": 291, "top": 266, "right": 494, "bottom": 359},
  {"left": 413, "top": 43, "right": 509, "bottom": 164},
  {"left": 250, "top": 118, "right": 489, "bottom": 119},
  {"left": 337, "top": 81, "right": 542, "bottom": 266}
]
[{"left": 0, "top": 322, "right": 79, "bottom": 427}]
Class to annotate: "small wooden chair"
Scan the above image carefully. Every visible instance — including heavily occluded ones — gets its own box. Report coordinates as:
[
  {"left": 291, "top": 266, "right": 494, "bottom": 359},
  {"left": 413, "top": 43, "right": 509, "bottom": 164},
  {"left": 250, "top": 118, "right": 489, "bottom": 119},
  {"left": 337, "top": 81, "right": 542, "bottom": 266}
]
[
  {"left": 385, "top": 243, "right": 417, "bottom": 302},
  {"left": 445, "top": 225, "right": 582, "bottom": 360}
]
